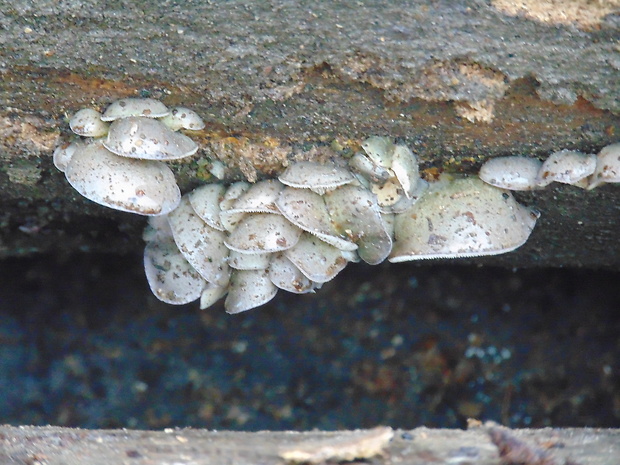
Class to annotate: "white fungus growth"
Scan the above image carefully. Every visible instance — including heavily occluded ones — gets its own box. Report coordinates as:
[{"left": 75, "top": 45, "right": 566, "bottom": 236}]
[
  {"left": 478, "top": 156, "right": 542, "bottom": 190},
  {"left": 588, "top": 143, "right": 620, "bottom": 190},
  {"left": 58, "top": 101, "right": 617, "bottom": 314},
  {"left": 56, "top": 98, "right": 204, "bottom": 216},
  {"left": 537, "top": 150, "right": 596, "bottom": 188}
]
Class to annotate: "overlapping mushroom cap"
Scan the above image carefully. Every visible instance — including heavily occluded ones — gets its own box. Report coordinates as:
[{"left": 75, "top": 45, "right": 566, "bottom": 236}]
[{"left": 56, "top": 98, "right": 204, "bottom": 216}]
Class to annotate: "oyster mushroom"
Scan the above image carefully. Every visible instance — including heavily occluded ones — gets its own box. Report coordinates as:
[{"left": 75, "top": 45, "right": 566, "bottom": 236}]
[
  {"left": 390, "top": 176, "right": 539, "bottom": 262},
  {"left": 268, "top": 253, "right": 320, "bottom": 294},
  {"left": 225, "top": 213, "right": 302, "bottom": 254},
  {"left": 160, "top": 107, "right": 206, "bottom": 131},
  {"left": 103, "top": 116, "right": 198, "bottom": 160},
  {"left": 278, "top": 161, "right": 354, "bottom": 195},
  {"left": 588, "top": 143, "right": 620, "bottom": 190},
  {"left": 167, "top": 196, "right": 231, "bottom": 287},
  {"left": 64, "top": 141, "right": 181, "bottom": 216},
  {"left": 225, "top": 270, "right": 278, "bottom": 314},
  {"left": 284, "top": 233, "right": 350, "bottom": 283},
  {"left": 537, "top": 150, "right": 596, "bottom": 188},
  {"left": 479, "top": 156, "right": 542, "bottom": 191},
  {"left": 101, "top": 97, "right": 169, "bottom": 121},
  {"left": 69, "top": 108, "right": 109, "bottom": 137}
]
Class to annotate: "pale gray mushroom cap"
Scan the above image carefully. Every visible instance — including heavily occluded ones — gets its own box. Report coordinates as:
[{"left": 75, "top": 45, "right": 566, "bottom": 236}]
[
  {"left": 268, "top": 253, "right": 319, "bottom": 294},
  {"left": 391, "top": 143, "right": 420, "bottom": 199},
  {"left": 284, "top": 233, "right": 349, "bottom": 283},
  {"left": 200, "top": 283, "right": 228, "bottom": 310},
  {"left": 537, "top": 150, "right": 596, "bottom": 188},
  {"left": 160, "top": 107, "right": 206, "bottom": 131},
  {"left": 188, "top": 183, "right": 227, "bottom": 231},
  {"left": 324, "top": 185, "right": 393, "bottom": 265},
  {"left": 225, "top": 213, "right": 302, "bottom": 254},
  {"left": 278, "top": 161, "right": 355, "bottom": 194},
  {"left": 144, "top": 238, "right": 206, "bottom": 305},
  {"left": 479, "top": 156, "right": 543, "bottom": 191},
  {"left": 276, "top": 186, "right": 358, "bottom": 251},
  {"left": 228, "top": 251, "right": 272, "bottom": 271},
  {"left": 225, "top": 179, "right": 283, "bottom": 214},
  {"left": 69, "top": 108, "right": 110, "bottom": 137},
  {"left": 101, "top": 98, "right": 169, "bottom": 121},
  {"left": 588, "top": 143, "right": 620, "bottom": 190},
  {"left": 53, "top": 141, "right": 83, "bottom": 173},
  {"left": 225, "top": 270, "right": 278, "bottom": 314},
  {"left": 104, "top": 116, "right": 198, "bottom": 160},
  {"left": 64, "top": 142, "right": 181, "bottom": 216},
  {"left": 389, "top": 176, "right": 539, "bottom": 262},
  {"left": 361, "top": 136, "right": 394, "bottom": 168},
  {"left": 167, "top": 196, "right": 231, "bottom": 287}
]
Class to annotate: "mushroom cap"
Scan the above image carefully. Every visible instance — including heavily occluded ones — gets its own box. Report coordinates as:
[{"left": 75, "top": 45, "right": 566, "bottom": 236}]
[
  {"left": 69, "top": 108, "right": 109, "bottom": 137},
  {"left": 268, "top": 252, "right": 319, "bottom": 294},
  {"left": 588, "top": 143, "right": 620, "bottom": 190},
  {"left": 167, "top": 196, "right": 231, "bottom": 287},
  {"left": 276, "top": 186, "right": 358, "bottom": 251},
  {"left": 228, "top": 250, "right": 272, "bottom": 271},
  {"left": 225, "top": 179, "right": 284, "bottom": 214},
  {"left": 64, "top": 142, "right": 181, "bottom": 216},
  {"left": 225, "top": 213, "right": 302, "bottom": 254},
  {"left": 537, "top": 150, "right": 596, "bottom": 188},
  {"left": 278, "top": 161, "right": 354, "bottom": 194},
  {"left": 225, "top": 270, "right": 278, "bottom": 314},
  {"left": 160, "top": 107, "right": 206, "bottom": 131},
  {"left": 103, "top": 116, "right": 198, "bottom": 160},
  {"left": 144, "top": 237, "right": 206, "bottom": 305},
  {"left": 101, "top": 98, "right": 169, "bottom": 122},
  {"left": 391, "top": 143, "right": 420, "bottom": 199},
  {"left": 324, "top": 185, "right": 392, "bottom": 265},
  {"left": 361, "top": 136, "right": 394, "bottom": 168},
  {"left": 284, "top": 232, "right": 349, "bottom": 283},
  {"left": 389, "top": 176, "right": 539, "bottom": 262},
  {"left": 53, "top": 141, "right": 83, "bottom": 173},
  {"left": 200, "top": 283, "right": 228, "bottom": 310},
  {"left": 188, "top": 183, "right": 227, "bottom": 231},
  {"left": 479, "top": 156, "right": 542, "bottom": 191}
]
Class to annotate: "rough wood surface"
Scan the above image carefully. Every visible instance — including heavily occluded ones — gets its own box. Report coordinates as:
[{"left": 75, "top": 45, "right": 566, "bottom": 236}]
[
  {"left": 0, "top": 0, "right": 619, "bottom": 266},
  {"left": 1, "top": 424, "right": 619, "bottom": 465}
]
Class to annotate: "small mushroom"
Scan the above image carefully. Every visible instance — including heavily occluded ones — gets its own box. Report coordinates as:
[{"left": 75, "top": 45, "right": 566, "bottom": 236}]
[
  {"left": 160, "top": 107, "right": 206, "bottom": 131},
  {"left": 53, "top": 141, "right": 83, "bottom": 173},
  {"left": 276, "top": 186, "right": 358, "bottom": 251},
  {"left": 101, "top": 98, "right": 169, "bottom": 121},
  {"left": 390, "top": 176, "right": 539, "bottom": 262},
  {"left": 228, "top": 250, "right": 272, "bottom": 271},
  {"left": 69, "top": 108, "right": 110, "bottom": 137},
  {"left": 225, "top": 270, "right": 278, "bottom": 314},
  {"left": 188, "top": 183, "right": 227, "bottom": 231},
  {"left": 104, "top": 116, "right": 198, "bottom": 160},
  {"left": 225, "top": 213, "right": 303, "bottom": 254},
  {"left": 64, "top": 142, "right": 181, "bottom": 216},
  {"left": 278, "top": 161, "right": 355, "bottom": 195},
  {"left": 588, "top": 143, "right": 620, "bottom": 190},
  {"left": 144, "top": 237, "right": 206, "bottom": 305},
  {"left": 284, "top": 232, "right": 349, "bottom": 283},
  {"left": 268, "top": 253, "right": 319, "bottom": 294},
  {"left": 537, "top": 150, "right": 596, "bottom": 188},
  {"left": 325, "top": 185, "right": 392, "bottom": 265},
  {"left": 167, "top": 196, "right": 231, "bottom": 287},
  {"left": 479, "top": 156, "right": 542, "bottom": 191}
]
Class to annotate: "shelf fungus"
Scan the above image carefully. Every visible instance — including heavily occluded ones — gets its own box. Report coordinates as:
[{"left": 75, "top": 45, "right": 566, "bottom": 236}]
[
  {"left": 54, "top": 98, "right": 204, "bottom": 216},
  {"left": 57, "top": 99, "right": 554, "bottom": 312}
]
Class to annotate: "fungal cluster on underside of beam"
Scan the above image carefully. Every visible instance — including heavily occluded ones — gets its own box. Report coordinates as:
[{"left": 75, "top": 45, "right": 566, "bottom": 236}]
[{"left": 55, "top": 98, "right": 619, "bottom": 313}]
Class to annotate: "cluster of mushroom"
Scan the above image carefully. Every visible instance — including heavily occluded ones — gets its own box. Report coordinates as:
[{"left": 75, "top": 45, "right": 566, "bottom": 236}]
[
  {"left": 54, "top": 98, "right": 544, "bottom": 314},
  {"left": 53, "top": 98, "right": 205, "bottom": 216},
  {"left": 142, "top": 137, "right": 539, "bottom": 313},
  {"left": 479, "top": 144, "right": 620, "bottom": 191}
]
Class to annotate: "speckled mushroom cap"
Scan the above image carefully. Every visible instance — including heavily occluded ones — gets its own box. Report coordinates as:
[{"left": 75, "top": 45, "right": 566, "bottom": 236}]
[
  {"left": 479, "top": 156, "right": 543, "bottom": 191},
  {"left": 588, "top": 143, "right": 620, "bottom": 190},
  {"left": 104, "top": 116, "right": 199, "bottom": 160},
  {"left": 390, "top": 176, "right": 539, "bottom": 262},
  {"left": 101, "top": 98, "right": 170, "bottom": 121},
  {"left": 69, "top": 108, "right": 109, "bottom": 137},
  {"left": 64, "top": 142, "right": 181, "bottom": 216},
  {"left": 537, "top": 150, "right": 596, "bottom": 188}
]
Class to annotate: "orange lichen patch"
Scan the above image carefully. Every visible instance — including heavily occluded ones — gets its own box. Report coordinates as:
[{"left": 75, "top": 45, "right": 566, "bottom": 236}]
[
  {"left": 491, "top": 0, "right": 620, "bottom": 30},
  {"left": 206, "top": 135, "right": 292, "bottom": 182}
]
